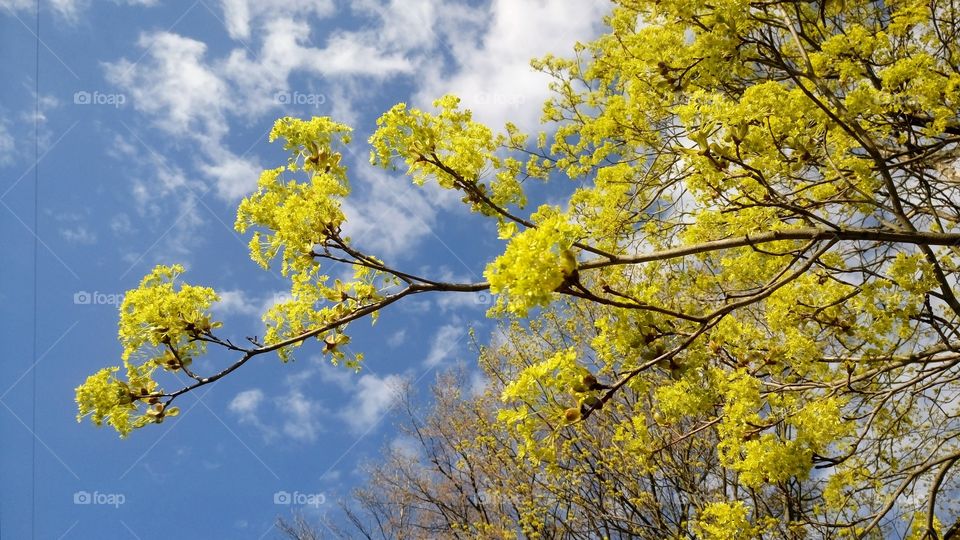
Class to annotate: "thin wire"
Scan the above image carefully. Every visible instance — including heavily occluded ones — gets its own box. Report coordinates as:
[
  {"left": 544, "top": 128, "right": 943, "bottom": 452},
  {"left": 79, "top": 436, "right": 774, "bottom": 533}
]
[{"left": 31, "top": 0, "right": 40, "bottom": 537}]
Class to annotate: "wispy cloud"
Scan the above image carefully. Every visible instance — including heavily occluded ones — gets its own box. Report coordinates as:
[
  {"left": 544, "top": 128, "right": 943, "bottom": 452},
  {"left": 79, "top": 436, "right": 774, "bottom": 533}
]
[
  {"left": 0, "top": 118, "right": 14, "bottom": 167},
  {"left": 423, "top": 322, "right": 464, "bottom": 368},
  {"left": 413, "top": 0, "right": 609, "bottom": 131},
  {"left": 343, "top": 373, "right": 407, "bottom": 434},
  {"left": 214, "top": 288, "right": 289, "bottom": 319},
  {"left": 228, "top": 388, "right": 276, "bottom": 440},
  {"left": 96, "top": 0, "right": 609, "bottom": 267},
  {"left": 228, "top": 385, "right": 327, "bottom": 443},
  {"left": 59, "top": 225, "right": 96, "bottom": 244},
  {"left": 218, "top": 0, "right": 335, "bottom": 40},
  {"left": 386, "top": 329, "right": 407, "bottom": 348},
  {"left": 276, "top": 389, "right": 324, "bottom": 442}
]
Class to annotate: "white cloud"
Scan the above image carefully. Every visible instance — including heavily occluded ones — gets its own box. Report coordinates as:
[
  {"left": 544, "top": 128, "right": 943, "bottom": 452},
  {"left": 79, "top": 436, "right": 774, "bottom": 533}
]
[
  {"left": 106, "top": 136, "right": 210, "bottom": 266},
  {"left": 100, "top": 0, "right": 610, "bottom": 263},
  {"left": 399, "top": 298, "right": 432, "bottom": 314},
  {"left": 223, "top": 15, "right": 412, "bottom": 107},
  {"left": 59, "top": 225, "right": 96, "bottom": 244},
  {"left": 389, "top": 435, "right": 421, "bottom": 460},
  {"left": 276, "top": 389, "right": 324, "bottom": 442},
  {"left": 109, "top": 213, "right": 135, "bottom": 236},
  {"left": 341, "top": 166, "right": 461, "bottom": 260},
  {"left": 326, "top": 84, "right": 363, "bottom": 127},
  {"left": 468, "top": 369, "right": 489, "bottom": 396},
  {"left": 108, "top": 135, "right": 193, "bottom": 211},
  {"left": 0, "top": 0, "right": 33, "bottom": 11},
  {"left": 229, "top": 388, "right": 280, "bottom": 441},
  {"left": 1, "top": 0, "right": 79, "bottom": 19},
  {"left": 487, "top": 324, "right": 511, "bottom": 349},
  {"left": 229, "top": 388, "right": 265, "bottom": 423},
  {"left": 284, "top": 357, "right": 409, "bottom": 434},
  {"left": 156, "top": 192, "right": 208, "bottom": 263},
  {"left": 220, "top": 16, "right": 412, "bottom": 119},
  {"left": 50, "top": 211, "right": 98, "bottom": 244},
  {"left": 105, "top": 32, "right": 262, "bottom": 201},
  {"left": 103, "top": 69, "right": 233, "bottom": 264},
  {"left": 228, "top": 357, "right": 415, "bottom": 440},
  {"left": 220, "top": 0, "right": 254, "bottom": 39},
  {"left": 414, "top": 0, "right": 609, "bottom": 131},
  {"left": 311, "top": 31, "right": 414, "bottom": 75},
  {"left": 434, "top": 291, "right": 487, "bottom": 311},
  {"left": 314, "top": 357, "right": 357, "bottom": 391},
  {"left": 423, "top": 322, "right": 464, "bottom": 368},
  {"left": 199, "top": 146, "right": 263, "bottom": 201},
  {"left": 0, "top": 120, "right": 14, "bottom": 166},
  {"left": 14, "top": 92, "right": 60, "bottom": 153},
  {"left": 107, "top": 33, "right": 227, "bottom": 138},
  {"left": 351, "top": 0, "right": 482, "bottom": 52},
  {"left": 342, "top": 373, "right": 407, "bottom": 434},
  {"left": 229, "top": 385, "right": 325, "bottom": 443},
  {"left": 341, "top": 187, "right": 433, "bottom": 260},
  {"left": 386, "top": 329, "right": 407, "bottom": 348},
  {"left": 215, "top": 290, "right": 261, "bottom": 318},
  {"left": 104, "top": 13, "right": 416, "bottom": 204},
  {"left": 0, "top": 0, "right": 154, "bottom": 24},
  {"left": 350, "top": 0, "right": 438, "bottom": 50},
  {"left": 30, "top": 93, "right": 60, "bottom": 124},
  {"left": 219, "top": 0, "right": 335, "bottom": 40},
  {"left": 214, "top": 289, "right": 290, "bottom": 319}
]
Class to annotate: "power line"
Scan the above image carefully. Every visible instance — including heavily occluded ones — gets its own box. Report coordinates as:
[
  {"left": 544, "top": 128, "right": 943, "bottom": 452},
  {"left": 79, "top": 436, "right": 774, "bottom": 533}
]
[{"left": 31, "top": 0, "right": 40, "bottom": 538}]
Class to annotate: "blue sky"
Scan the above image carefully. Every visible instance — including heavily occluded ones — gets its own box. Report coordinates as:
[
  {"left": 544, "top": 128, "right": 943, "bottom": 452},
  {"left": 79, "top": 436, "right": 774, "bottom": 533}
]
[{"left": 0, "top": 1, "right": 608, "bottom": 537}]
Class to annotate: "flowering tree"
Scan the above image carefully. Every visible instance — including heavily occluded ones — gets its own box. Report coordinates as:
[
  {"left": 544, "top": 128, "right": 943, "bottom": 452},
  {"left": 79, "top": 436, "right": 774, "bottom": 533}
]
[
  {"left": 316, "top": 314, "right": 732, "bottom": 539},
  {"left": 79, "top": 0, "right": 960, "bottom": 536}
]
